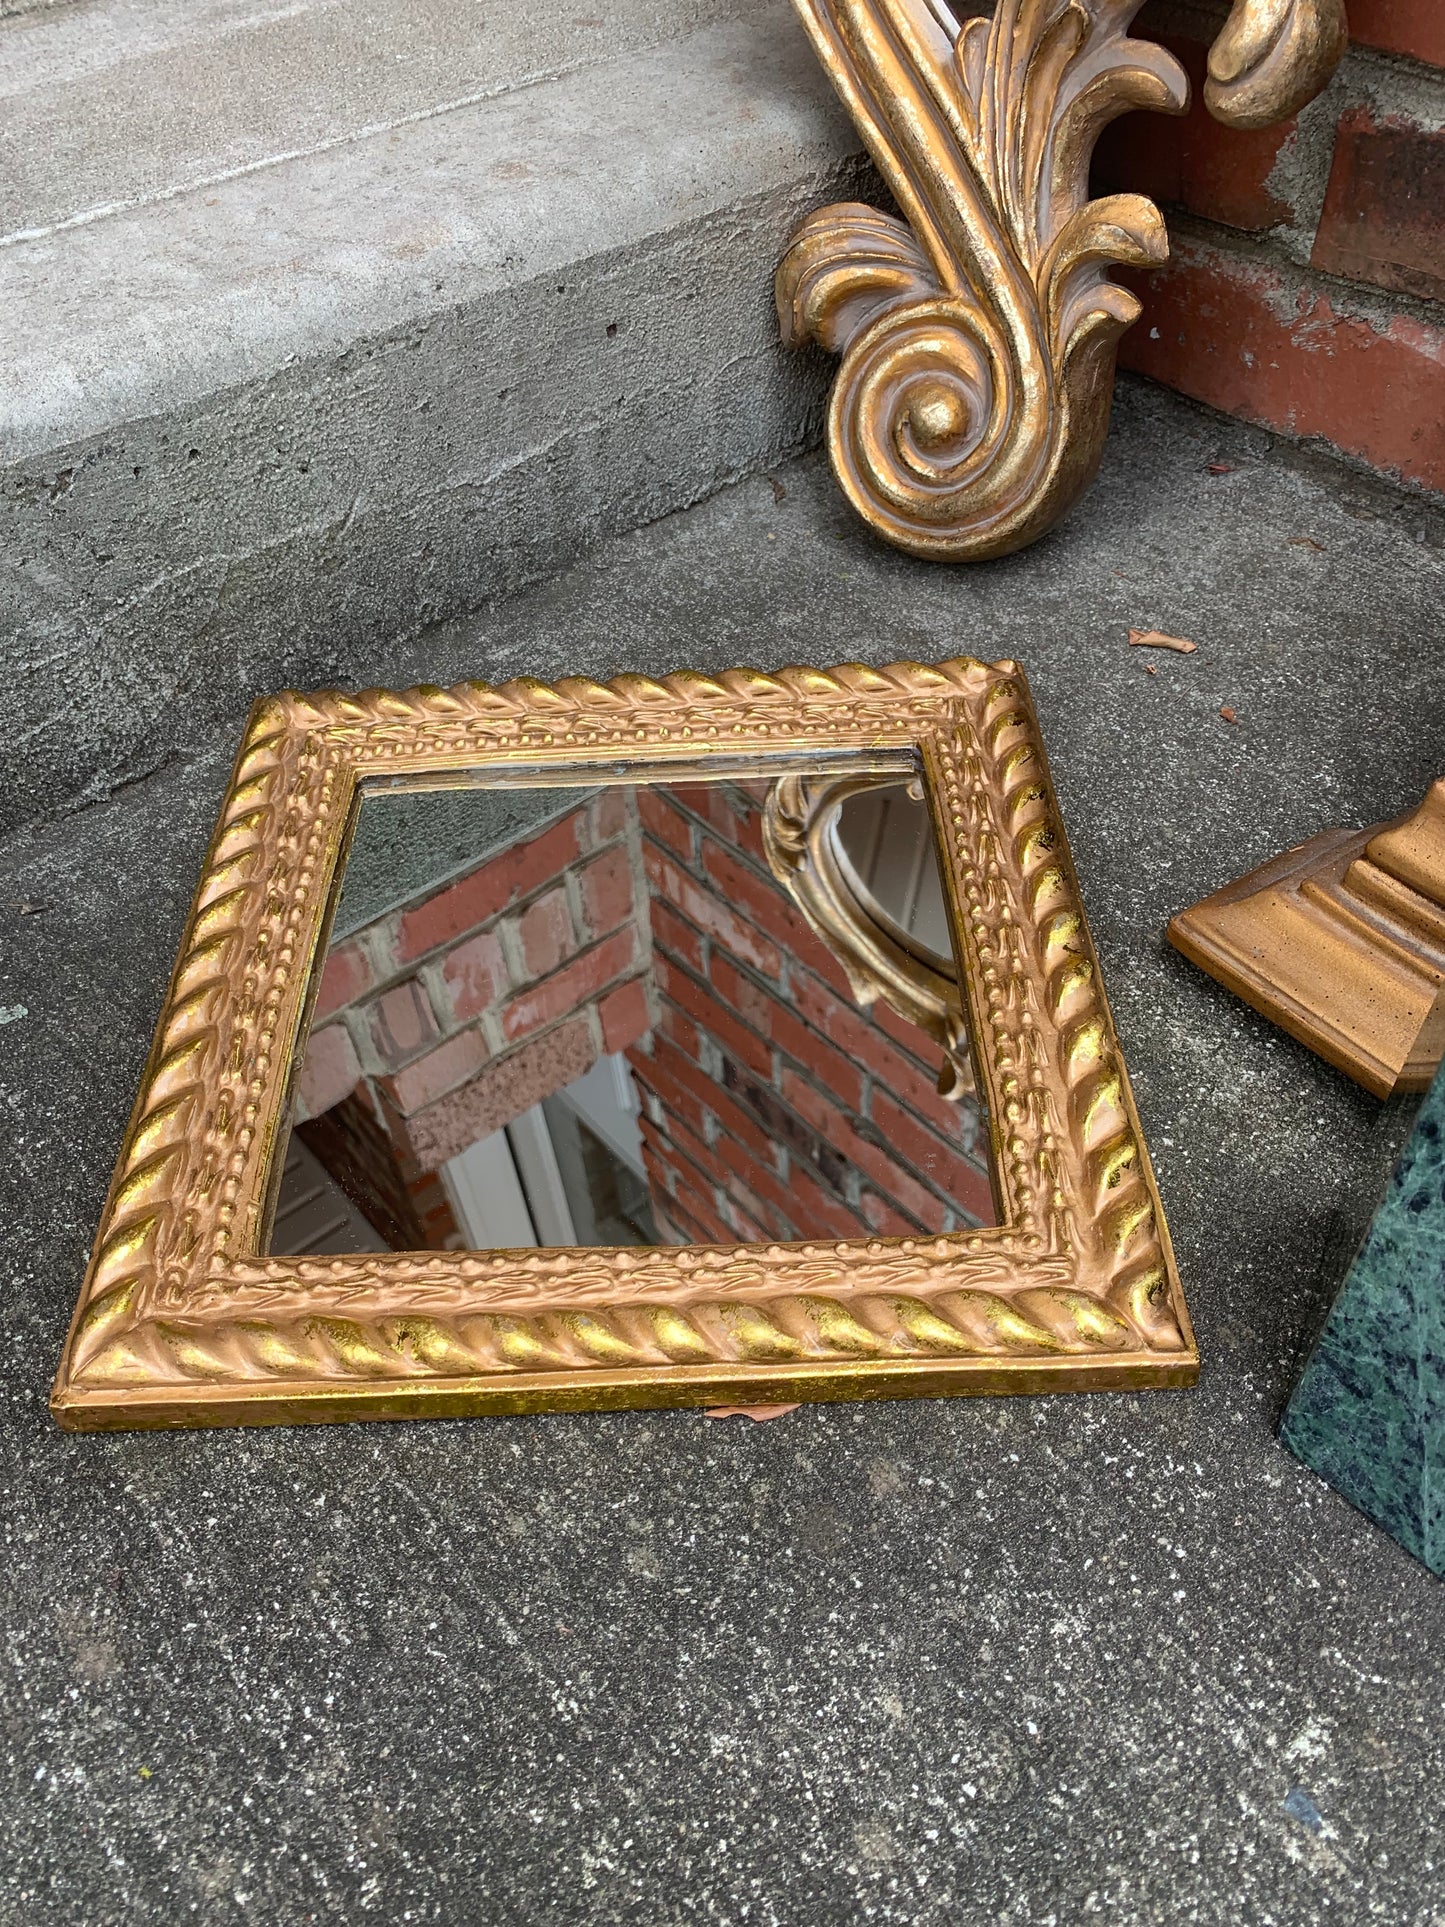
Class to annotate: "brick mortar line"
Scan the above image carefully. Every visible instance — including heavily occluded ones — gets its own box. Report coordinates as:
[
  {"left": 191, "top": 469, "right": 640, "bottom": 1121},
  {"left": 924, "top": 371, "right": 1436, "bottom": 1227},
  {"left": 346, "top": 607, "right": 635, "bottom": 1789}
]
[
  {"left": 650, "top": 958, "right": 990, "bottom": 1228},
  {"left": 328, "top": 805, "right": 634, "bottom": 1068},
  {"left": 643, "top": 808, "right": 984, "bottom": 1130},
  {"left": 646, "top": 1117, "right": 785, "bottom": 1244},
  {"left": 640, "top": 804, "right": 964, "bottom": 1081},
  {"left": 645, "top": 851, "right": 957, "bottom": 1090},
  {"left": 640, "top": 797, "right": 991, "bottom": 1173},
  {"left": 1154, "top": 211, "right": 1445, "bottom": 335}
]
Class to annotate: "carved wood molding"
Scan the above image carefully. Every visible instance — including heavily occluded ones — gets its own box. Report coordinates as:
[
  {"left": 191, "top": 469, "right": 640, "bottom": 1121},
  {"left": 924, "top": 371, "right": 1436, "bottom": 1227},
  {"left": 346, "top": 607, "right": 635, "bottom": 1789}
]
[
  {"left": 1169, "top": 779, "right": 1445, "bottom": 1099},
  {"left": 778, "top": 0, "right": 1347, "bottom": 561},
  {"left": 51, "top": 658, "right": 1194, "bottom": 1429}
]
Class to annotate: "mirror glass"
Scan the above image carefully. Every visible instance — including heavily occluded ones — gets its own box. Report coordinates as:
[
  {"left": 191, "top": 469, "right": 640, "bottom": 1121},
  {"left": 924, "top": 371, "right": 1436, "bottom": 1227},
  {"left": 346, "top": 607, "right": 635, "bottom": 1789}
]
[{"left": 269, "top": 767, "right": 994, "bottom": 1255}]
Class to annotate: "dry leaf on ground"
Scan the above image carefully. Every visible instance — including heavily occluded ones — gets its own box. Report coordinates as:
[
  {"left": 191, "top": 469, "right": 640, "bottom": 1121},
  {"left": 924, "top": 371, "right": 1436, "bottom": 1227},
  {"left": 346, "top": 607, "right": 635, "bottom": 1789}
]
[
  {"left": 1128, "top": 629, "right": 1197, "bottom": 654},
  {"left": 1220, "top": 706, "right": 1240, "bottom": 724},
  {"left": 703, "top": 1403, "right": 801, "bottom": 1422}
]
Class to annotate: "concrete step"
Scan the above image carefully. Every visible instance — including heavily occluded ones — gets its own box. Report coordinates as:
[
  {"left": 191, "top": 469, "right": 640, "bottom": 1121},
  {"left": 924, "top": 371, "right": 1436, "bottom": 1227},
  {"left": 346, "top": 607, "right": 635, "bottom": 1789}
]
[{"left": 1, "top": 0, "right": 864, "bottom": 834}]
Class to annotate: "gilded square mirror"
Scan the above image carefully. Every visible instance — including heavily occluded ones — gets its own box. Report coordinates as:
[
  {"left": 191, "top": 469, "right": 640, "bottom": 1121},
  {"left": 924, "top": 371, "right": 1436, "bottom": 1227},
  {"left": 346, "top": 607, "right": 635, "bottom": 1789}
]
[{"left": 52, "top": 657, "right": 1196, "bottom": 1430}]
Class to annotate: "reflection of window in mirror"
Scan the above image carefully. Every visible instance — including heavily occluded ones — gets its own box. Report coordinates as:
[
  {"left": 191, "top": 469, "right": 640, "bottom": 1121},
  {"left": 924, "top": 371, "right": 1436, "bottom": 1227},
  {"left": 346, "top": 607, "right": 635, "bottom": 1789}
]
[
  {"left": 440, "top": 1053, "right": 658, "bottom": 1249},
  {"left": 270, "top": 771, "right": 995, "bottom": 1256}
]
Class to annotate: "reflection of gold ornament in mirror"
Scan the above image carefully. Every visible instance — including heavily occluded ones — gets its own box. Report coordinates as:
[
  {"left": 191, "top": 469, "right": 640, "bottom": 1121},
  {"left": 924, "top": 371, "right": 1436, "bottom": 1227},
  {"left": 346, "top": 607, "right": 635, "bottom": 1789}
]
[
  {"left": 777, "top": 0, "right": 1347, "bottom": 561},
  {"left": 764, "top": 772, "right": 976, "bottom": 1097},
  {"left": 50, "top": 657, "right": 1196, "bottom": 1433}
]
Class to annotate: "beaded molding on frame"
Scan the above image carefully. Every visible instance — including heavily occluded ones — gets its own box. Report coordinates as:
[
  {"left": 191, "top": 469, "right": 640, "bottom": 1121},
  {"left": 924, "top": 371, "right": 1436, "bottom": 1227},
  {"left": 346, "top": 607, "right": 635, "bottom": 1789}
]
[{"left": 52, "top": 658, "right": 1197, "bottom": 1431}]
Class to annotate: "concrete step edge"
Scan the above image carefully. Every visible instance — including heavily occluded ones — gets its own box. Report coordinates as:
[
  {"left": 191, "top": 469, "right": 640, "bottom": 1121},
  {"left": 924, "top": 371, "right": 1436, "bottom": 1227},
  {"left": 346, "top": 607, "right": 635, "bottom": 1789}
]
[{"left": 2, "top": 13, "right": 871, "bottom": 836}]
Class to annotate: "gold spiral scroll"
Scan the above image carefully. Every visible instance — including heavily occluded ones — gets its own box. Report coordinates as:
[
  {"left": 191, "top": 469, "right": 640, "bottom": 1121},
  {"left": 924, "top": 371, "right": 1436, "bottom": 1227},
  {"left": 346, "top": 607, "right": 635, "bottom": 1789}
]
[{"left": 779, "top": 0, "right": 1346, "bottom": 562}]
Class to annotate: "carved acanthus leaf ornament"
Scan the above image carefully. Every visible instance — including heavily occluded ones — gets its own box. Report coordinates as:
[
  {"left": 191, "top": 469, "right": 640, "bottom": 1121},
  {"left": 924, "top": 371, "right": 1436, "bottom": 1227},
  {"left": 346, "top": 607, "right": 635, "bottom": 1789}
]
[{"left": 778, "top": 0, "right": 1346, "bottom": 560}]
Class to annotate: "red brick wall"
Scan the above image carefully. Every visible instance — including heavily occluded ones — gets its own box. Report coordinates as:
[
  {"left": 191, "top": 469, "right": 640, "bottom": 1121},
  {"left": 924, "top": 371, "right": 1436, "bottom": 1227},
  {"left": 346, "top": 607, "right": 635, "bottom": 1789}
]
[
  {"left": 625, "top": 783, "right": 994, "bottom": 1246},
  {"left": 1092, "top": 0, "right": 1445, "bottom": 493},
  {"left": 1347, "top": 0, "right": 1444, "bottom": 68}
]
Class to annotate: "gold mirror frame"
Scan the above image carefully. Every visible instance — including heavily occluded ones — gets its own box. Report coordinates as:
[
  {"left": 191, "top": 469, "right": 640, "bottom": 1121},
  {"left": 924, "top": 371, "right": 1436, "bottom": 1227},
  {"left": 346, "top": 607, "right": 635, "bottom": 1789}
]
[{"left": 52, "top": 658, "right": 1196, "bottom": 1432}]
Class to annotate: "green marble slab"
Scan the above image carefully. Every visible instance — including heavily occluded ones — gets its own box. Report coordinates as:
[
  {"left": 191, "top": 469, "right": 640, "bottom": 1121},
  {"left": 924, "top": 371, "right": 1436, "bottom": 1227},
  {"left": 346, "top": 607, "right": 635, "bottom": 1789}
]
[{"left": 1281, "top": 1054, "right": 1445, "bottom": 1577}]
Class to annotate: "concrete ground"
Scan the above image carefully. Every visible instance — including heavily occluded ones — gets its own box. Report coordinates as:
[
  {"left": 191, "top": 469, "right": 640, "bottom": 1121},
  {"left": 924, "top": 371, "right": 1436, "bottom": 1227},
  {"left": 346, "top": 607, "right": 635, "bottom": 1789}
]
[{"left": 3, "top": 378, "right": 1445, "bottom": 1924}]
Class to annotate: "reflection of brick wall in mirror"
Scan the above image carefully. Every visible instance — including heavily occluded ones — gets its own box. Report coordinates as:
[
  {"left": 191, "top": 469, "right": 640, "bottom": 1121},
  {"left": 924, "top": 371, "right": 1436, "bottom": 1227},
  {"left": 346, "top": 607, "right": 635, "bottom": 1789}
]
[
  {"left": 293, "top": 789, "right": 648, "bottom": 1249},
  {"left": 290, "top": 780, "right": 994, "bottom": 1249},
  {"left": 632, "top": 784, "right": 993, "bottom": 1242}
]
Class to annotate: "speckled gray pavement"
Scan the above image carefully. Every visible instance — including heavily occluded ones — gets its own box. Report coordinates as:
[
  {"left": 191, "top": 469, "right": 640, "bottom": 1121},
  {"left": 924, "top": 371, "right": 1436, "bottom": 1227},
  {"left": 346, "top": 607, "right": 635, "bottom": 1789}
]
[{"left": 4, "top": 380, "right": 1445, "bottom": 1925}]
